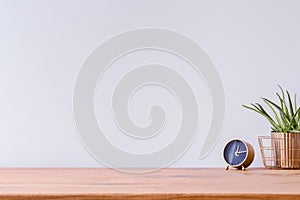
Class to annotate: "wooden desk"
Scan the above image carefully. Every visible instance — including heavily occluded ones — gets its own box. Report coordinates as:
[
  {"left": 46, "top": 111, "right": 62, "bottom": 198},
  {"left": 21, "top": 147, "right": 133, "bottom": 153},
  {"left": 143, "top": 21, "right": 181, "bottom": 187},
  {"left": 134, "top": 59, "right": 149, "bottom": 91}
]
[{"left": 0, "top": 168, "right": 299, "bottom": 199}]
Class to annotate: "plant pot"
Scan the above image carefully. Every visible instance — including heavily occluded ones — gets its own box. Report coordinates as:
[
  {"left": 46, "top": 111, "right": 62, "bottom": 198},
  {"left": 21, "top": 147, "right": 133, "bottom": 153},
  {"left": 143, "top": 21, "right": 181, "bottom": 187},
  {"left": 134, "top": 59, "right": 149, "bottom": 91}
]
[{"left": 271, "top": 132, "right": 300, "bottom": 169}]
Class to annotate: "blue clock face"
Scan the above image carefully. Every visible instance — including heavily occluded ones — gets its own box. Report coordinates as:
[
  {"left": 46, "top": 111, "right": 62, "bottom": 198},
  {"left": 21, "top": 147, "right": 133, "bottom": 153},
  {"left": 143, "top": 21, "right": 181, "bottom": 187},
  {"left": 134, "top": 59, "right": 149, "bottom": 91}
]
[{"left": 223, "top": 140, "right": 247, "bottom": 166}]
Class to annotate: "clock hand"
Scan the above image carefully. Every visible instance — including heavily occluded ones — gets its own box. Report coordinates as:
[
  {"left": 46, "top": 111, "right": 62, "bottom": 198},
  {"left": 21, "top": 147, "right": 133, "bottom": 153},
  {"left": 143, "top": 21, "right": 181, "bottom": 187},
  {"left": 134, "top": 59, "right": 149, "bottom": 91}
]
[
  {"left": 234, "top": 145, "right": 240, "bottom": 156},
  {"left": 237, "top": 150, "right": 247, "bottom": 154}
]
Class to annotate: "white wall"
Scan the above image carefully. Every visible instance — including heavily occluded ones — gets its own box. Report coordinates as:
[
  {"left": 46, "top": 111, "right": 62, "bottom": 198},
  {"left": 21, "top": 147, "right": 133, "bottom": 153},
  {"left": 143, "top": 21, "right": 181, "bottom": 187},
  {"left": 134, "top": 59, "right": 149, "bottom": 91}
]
[{"left": 0, "top": 0, "right": 299, "bottom": 167}]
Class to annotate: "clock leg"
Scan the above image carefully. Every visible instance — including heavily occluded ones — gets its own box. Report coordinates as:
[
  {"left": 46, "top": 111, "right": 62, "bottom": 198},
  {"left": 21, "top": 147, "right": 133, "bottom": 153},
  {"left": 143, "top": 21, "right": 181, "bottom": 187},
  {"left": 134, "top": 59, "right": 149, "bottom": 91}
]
[
  {"left": 242, "top": 166, "right": 246, "bottom": 171},
  {"left": 225, "top": 165, "right": 229, "bottom": 170}
]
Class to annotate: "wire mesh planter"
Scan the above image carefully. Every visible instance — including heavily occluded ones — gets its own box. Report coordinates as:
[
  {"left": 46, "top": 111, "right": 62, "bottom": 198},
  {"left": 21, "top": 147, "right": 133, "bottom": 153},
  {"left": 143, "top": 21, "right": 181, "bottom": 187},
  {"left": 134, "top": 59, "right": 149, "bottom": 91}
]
[{"left": 258, "top": 133, "right": 300, "bottom": 169}]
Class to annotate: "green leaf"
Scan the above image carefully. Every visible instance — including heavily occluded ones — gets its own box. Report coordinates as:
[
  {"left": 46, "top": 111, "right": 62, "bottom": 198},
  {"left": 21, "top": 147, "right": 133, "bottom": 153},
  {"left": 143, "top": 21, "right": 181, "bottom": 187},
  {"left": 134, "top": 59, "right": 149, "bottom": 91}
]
[
  {"left": 243, "top": 104, "right": 281, "bottom": 131},
  {"left": 263, "top": 98, "right": 283, "bottom": 128},
  {"left": 294, "top": 94, "right": 297, "bottom": 117},
  {"left": 262, "top": 97, "right": 291, "bottom": 129},
  {"left": 286, "top": 90, "right": 295, "bottom": 117},
  {"left": 278, "top": 85, "right": 291, "bottom": 120},
  {"left": 276, "top": 92, "right": 290, "bottom": 122}
]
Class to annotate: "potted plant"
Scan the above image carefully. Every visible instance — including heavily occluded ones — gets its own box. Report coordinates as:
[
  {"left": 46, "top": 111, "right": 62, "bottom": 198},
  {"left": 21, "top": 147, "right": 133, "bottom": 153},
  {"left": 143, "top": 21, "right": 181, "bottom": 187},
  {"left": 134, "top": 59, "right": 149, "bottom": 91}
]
[{"left": 243, "top": 86, "right": 300, "bottom": 169}]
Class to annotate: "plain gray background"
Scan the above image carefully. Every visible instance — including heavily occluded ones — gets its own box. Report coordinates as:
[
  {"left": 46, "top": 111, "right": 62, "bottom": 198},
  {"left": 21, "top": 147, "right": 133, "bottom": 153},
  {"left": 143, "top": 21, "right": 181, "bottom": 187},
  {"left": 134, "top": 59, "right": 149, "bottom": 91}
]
[{"left": 0, "top": 0, "right": 299, "bottom": 167}]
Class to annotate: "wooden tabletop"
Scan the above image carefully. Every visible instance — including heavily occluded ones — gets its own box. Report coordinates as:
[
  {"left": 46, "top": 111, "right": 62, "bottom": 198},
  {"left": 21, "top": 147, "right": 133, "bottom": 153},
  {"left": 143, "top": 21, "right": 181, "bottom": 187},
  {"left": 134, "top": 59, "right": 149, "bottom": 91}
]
[{"left": 0, "top": 168, "right": 300, "bottom": 199}]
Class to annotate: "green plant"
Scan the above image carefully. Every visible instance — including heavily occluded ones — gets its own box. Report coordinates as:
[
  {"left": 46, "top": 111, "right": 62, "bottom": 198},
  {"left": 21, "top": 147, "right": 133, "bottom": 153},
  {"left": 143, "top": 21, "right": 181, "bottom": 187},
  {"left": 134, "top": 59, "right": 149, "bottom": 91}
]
[{"left": 243, "top": 85, "right": 300, "bottom": 132}]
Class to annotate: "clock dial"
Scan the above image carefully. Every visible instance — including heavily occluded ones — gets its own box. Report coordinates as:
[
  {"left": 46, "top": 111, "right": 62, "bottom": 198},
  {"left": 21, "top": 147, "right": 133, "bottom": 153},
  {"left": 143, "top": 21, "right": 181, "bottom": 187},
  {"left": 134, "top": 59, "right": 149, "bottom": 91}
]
[{"left": 223, "top": 140, "right": 247, "bottom": 166}]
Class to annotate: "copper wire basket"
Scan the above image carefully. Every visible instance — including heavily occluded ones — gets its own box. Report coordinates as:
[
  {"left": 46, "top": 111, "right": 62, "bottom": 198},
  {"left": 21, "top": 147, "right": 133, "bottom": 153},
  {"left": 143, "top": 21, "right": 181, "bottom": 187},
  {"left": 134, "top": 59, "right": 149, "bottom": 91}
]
[{"left": 258, "top": 134, "right": 300, "bottom": 169}]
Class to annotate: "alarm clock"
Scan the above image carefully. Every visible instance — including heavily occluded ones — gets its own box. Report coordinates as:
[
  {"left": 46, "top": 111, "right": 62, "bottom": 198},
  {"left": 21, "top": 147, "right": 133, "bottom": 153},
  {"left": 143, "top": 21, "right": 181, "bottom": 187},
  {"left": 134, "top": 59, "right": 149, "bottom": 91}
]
[{"left": 223, "top": 139, "right": 255, "bottom": 171}]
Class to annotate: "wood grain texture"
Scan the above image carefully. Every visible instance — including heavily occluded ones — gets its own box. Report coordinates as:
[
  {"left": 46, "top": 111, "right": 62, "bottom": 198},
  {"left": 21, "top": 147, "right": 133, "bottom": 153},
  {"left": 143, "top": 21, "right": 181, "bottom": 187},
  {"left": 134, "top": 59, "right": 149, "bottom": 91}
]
[{"left": 0, "top": 168, "right": 299, "bottom": 199}]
